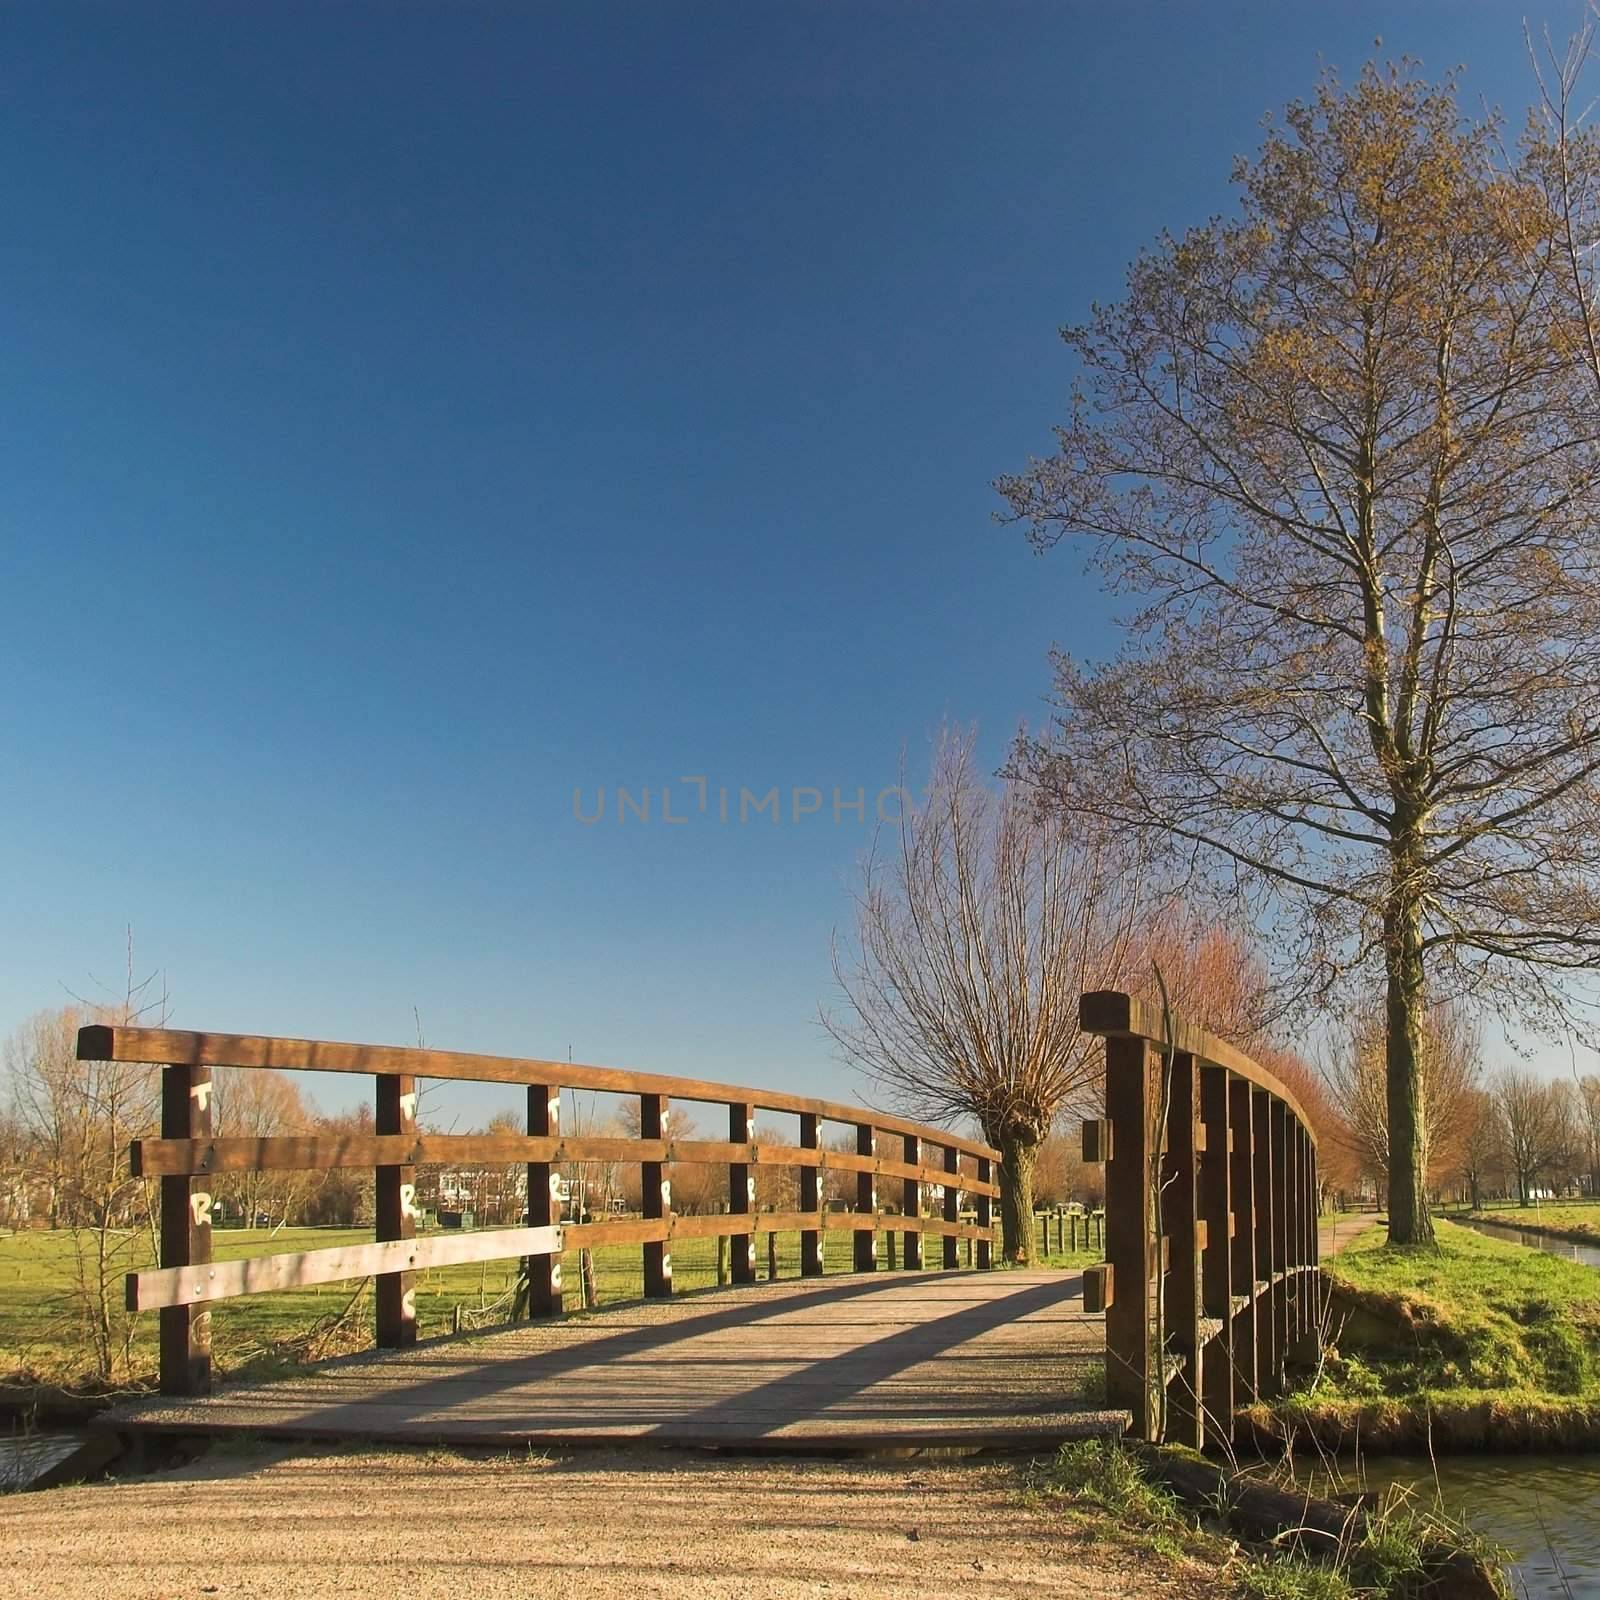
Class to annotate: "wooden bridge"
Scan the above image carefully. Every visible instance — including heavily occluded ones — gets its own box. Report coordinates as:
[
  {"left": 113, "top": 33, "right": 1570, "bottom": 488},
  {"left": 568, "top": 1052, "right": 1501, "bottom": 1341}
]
[{"left": 84, "top": 991, "right": 1320, "bottom": 1455}]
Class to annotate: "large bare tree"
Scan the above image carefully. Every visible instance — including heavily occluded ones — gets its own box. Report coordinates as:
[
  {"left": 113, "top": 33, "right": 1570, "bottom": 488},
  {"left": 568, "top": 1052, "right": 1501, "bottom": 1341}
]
[
  {"left": 1327, "top": 1002, "right": 1481, "bottom": 1199},
  {"left": 999, "top": 62, "right": 1600, "bottom": 1245},
  {"left": 824, "top": 728, "right": 1142, "bottom": 1262}
]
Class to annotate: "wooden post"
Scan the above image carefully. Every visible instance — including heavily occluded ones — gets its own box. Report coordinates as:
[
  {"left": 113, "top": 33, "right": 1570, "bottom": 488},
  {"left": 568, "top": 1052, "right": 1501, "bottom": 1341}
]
[
  {"left": 716, "top": 1232, "right": 729, "bottom": 1285},
  {"left": 1070, "top": 1210, "right": 1079, "bottom": 1252},
  {"left": 1163, "top": 1051, "right": 1203, "bottom": 1448},
  {"left": 975, "top": 1156, "right": 993, "bottom": 1269},
  {"left": 853, "top": 1122, "right": 875, "bottom": 1271},
  {"left": 767, "top": 1229, "right": 779, "bottom": 1280},
  {"left": 729, "top": 1100, "right": 756, "bottom": 1285},
  {"left": 902, "top": 1134, "right": 922, "bottom": 1269},
  {"left": 376, "top": 1073, "right": 418, "bottom": 1348},
  {"left": 1288, "top": 1122, "right": 1316, "bottom": 1359},
  {"left": 158, "top": 1060, "right": 213, "bottom": 1395},
  {"left": 942, "top": 1144, "right": 959, "bottom": 1268},
  {"left": 1104, "top": 1034, "right": 1154, "bottom": 1438},
  {"left": 642, "top": 1093, "right": 671, "bottom": 1297},
  {"left": 1228, "top": 1076, "right": 1257, "bottom": 1403},
  {"left": 886, "top": 1228, "right": 897, "bottom": 1269},
  {"left": 1285, "top": 1118, "right": 1301, "bottom": 1346},
  {"left": 799, "top": 1113, "right": 823, "bottom": 1277},
  {"left": 1198, "top": 1064, "right": 1233, "bottom": 1442},
  {"left": 527, "top": 1083, "right": 561, "bottom": 1317},
  {"left": 1271, "top": 1100, "right": 1289, "bottom": 1372},
  {"left": 1251, "top": 1090, "right": 1277, "bottom": 1393},
  {"left": 1309, "top": 1141, "right": 1321, "bottom": 1335}
]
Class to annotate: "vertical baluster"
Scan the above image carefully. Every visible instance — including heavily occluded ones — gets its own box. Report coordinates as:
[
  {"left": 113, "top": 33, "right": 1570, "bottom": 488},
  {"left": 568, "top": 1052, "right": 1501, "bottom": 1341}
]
[
  {"left": 527, "top": 1083, "right": 561, "bottom": 1317},
  {"left": 376, "top": 1073, "right": 418, "bottom": 1348},
  {"left": 1286, "top": 1120, "right": 1302, "bottom": 1346},
  {"left": 1104, "top": 1034, "right": 1155, "bottom": 1437},
  {"left": 902, "top": 1134, "right": 921, "bottom": 1270},
  {"left": 1251, "top": 1088, "right": 1278, "bottom": 1394},
  {"left": 1164, "top": 1051, "right": 1203, "bottom": 1448},
  {"left": 159, "top": 1058, "right": 213, "bottom": 1395},
  {"left": 729, "top": 1099, "right": 756, "bottom": 1285},
  {"left": 642, "top": 1093, "right": 671, "bottom": 1297},
  {"left": 942, "top": 1144, "right": 959, "bottom": 1268},
  {"left": 1269, "top": 1099, "right": 1289, "bottom": 1383},
  {"left": 1309, "top": 1139, "right": 1322, "bottom": 1333},
  {"left": 975, "top": 1155, "right": 993, "bottom": 1269},
  {"left": 853, "top": 1122, "right": 876, "bottom": 1271},
  {"left": 1228, "top": 1076, "right": 1257, "bottom": 1403},
  {"left": 799, "top": 1113, "right": 823, "bottom": 1276},
  {"left": 1198, "top": 1063, "right": 1233, "bottom": 1444}
]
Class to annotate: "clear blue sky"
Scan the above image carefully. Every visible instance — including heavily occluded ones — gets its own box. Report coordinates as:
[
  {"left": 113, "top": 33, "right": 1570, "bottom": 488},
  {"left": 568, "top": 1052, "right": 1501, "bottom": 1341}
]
[{"left": 1, "top": 2, "right": 1568, "bottom": 1118}]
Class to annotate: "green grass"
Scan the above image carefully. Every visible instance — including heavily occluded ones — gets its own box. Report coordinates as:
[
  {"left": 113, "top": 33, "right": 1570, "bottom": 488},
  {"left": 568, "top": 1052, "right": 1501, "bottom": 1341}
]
[
  {"left": 1265, "top": 1218, "right": 1600, "bottom": 1449},
  {"left": 1031, "top": 1245, "right": 1103, "bottom": 1272},
  {"left": 1030, "top": 1438, "right": 1238, "bottom": 1579},
  {"left": 1031, "top": 1439, "right": 1506, "bottom": 1598},
  {"left": 1457, "top": 1200, "right": 1600, "bottom": 1244},
  {"left": 1321, "top": 1219, "right": 1600, "bottom": 1396},
  {"left": 0, "top": 1223, "right": 994, "bottom": 1387}
]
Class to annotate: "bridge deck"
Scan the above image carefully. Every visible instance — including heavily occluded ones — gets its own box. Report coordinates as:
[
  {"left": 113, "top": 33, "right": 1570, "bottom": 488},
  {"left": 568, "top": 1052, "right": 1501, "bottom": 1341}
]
[{"left": 104, "top": 1270, "right": 1125, "bottom": 1452}]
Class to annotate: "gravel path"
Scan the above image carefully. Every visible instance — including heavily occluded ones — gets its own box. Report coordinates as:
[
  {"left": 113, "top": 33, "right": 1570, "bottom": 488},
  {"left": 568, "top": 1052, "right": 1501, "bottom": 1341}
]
[
  {"left": 1319, "top": 1213, "right": 1380, "bottom": 1259},
  {"left": 0, "top": 1444, "right": 1213, "bottom": 1599}
]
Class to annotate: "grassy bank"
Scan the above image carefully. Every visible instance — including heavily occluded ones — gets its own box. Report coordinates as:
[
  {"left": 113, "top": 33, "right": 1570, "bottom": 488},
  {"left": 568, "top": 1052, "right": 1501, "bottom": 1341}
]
[
  {"left": 1253, "top": 1219, "right": 1600, "bottom": 1451},
  {"left": 1457, "top": 1200, "right": 1600, "bottom": 1247},
  {"left": 2, "top": 1223, "right": 975, "bottom": 1395},
  {"left": 1032, "top": 1438, "right": 1508, "bottom": 1598}
]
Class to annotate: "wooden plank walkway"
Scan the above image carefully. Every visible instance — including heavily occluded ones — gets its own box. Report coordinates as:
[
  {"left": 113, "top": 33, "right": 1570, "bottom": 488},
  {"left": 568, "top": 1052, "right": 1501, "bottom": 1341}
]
[{"left": 102, "top": 1269, "right": 1125, "bottom": 1452}]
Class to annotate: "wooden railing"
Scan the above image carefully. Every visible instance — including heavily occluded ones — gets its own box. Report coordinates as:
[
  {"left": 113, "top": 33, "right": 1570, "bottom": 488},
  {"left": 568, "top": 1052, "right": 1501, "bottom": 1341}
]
[
  {"left": 1077, "top": 991, "right": 1320, "bottom": 1449},
  {"left": 76, "top": 1025, "right": 1000, "bottom": 1397}
]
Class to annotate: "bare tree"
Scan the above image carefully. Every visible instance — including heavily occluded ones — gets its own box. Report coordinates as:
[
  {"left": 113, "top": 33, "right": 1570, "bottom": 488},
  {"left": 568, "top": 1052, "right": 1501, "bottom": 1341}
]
[
  {"left": 824, "top": 727, "right": 1143, "bottom": 1263},
  {"left": 999, "top": 62, "right": 1600, "bottom": 1245},
  {"left": 4, "top": 1006, "right": 88, "bottom": 1229},
  {"left": 1494, "top": 1069, "right": 1572, "bottom": 1204},
  {"left": 1576, "top": 1073, "right": 1600, "bottom": 1196},
  {"left": 1328, "top": 1003, "right": 1481, "bottom": 1200},
  {"left": 1453, "top": 1088, "right": 1501, "bottom": 1209},
  {"left": 212, "top": 1066, "right": 315, "bottom": 1227}
]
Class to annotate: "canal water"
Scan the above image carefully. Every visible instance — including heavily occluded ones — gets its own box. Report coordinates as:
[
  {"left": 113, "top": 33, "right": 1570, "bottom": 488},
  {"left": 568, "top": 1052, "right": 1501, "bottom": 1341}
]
[
  {"left": 1301, "top": 1453, "right": 1600, "bottom": 1598},
  {"left": 1461, "top": 1214, "right": 1600, "bottom": 1271},
  {"left": 1297, "top": 1215, "right": 1600, "bottom": 1596}
]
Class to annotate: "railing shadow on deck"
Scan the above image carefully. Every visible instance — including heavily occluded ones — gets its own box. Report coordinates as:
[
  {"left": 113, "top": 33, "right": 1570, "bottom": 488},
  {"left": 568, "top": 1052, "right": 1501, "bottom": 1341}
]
[
  {"left": 76, "top": 1022, "right": 1002, "bottom": 1399},
  {"left": 243, "top": 1271, "right": 1097, "bottom": 1444}
]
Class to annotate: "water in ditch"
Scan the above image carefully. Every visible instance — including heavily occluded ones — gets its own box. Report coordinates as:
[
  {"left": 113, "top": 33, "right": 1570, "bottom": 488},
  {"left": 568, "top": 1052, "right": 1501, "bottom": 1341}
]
[
  {"left": 1300, "top": 1215, "right": 1600, "bottom": 1595},
  {"left": 1293, "top": 1453, "right": 1600, "bottom": 1598}
]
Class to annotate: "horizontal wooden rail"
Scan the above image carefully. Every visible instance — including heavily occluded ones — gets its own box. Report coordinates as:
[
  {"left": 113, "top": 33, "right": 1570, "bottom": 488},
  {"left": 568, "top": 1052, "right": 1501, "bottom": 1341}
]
[
  {"left": 81, "top": 1025, "right": 997, "bottom": 1161},
  {"left": 128, "top": 1133, "right": 999, "bottom": 1195},
  {"left": 127, "top": 1225, "right": 563, "bottom": 1312},
  {"left": 561, "top": 1213, "right": 995, "bottom": 1248},
  {"left": 80, "top": 1022, "right": 1001, "bottom": 1398},
  {"left": 1079, "top": 991, "right": 1317, "bottom": 1142},
  {"left": 1080, "top": 990, "right": 1321, "bottom": 1452}
]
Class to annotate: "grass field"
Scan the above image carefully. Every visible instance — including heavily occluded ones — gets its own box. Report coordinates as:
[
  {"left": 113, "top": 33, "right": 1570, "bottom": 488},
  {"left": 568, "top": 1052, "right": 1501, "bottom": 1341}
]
[
  {"left": 1261, "top": 1217, "right": 1600, "bottom": 1449},
  {"left": 1456, "top": 1199, "right": 1600, "bottom": 1244},
  {"left": 0, "top": 1223, "right": 1100, "bottom": 1389}
]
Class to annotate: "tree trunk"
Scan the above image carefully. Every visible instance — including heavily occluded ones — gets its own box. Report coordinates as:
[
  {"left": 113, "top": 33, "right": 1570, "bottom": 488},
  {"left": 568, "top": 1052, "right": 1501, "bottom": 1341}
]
[
  {"left": 996, "top": 1134, "right": 1038, "bottom": 1264},
  {"left": 1384, "top": 879, "right": 1435, "bottom": 1246}
]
